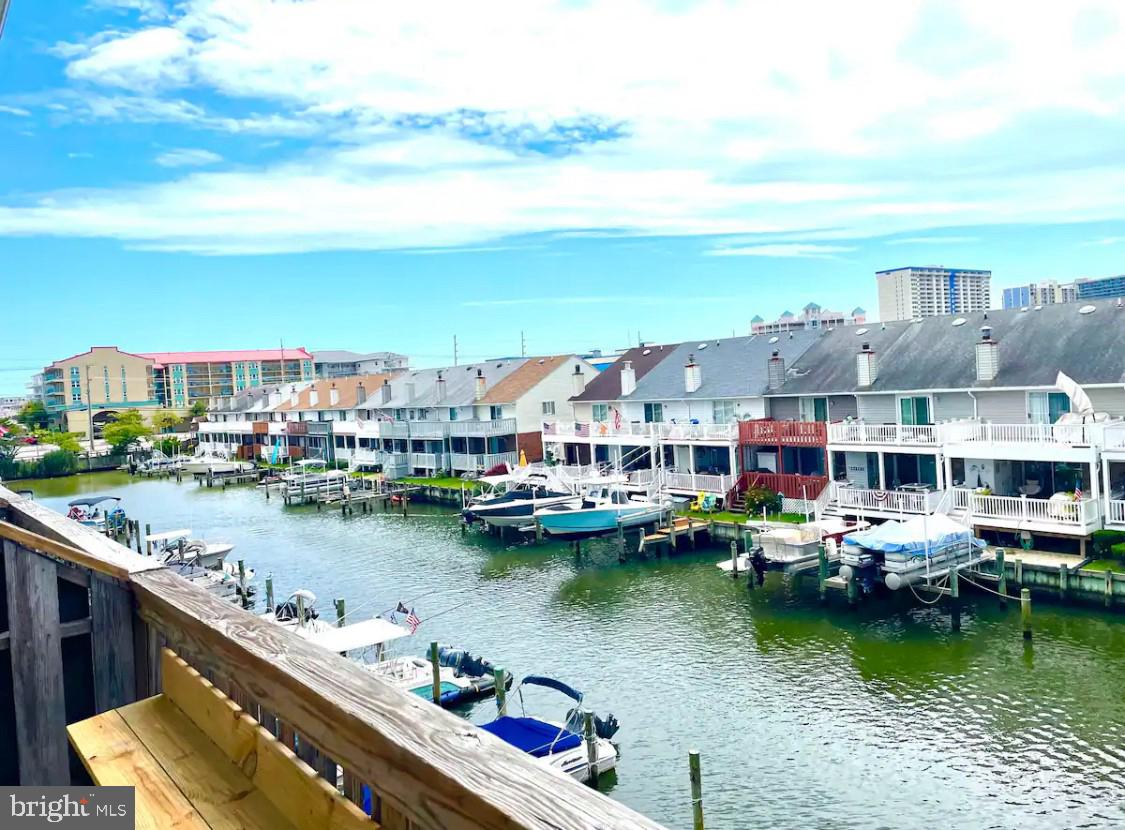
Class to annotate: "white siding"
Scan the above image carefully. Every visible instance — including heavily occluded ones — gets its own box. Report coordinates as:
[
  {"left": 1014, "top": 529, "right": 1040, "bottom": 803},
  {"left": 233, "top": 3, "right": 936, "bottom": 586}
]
[
  {"left": 934, "top": 392, "right": 975, "bottom": 422},
  {"left": 768, "top": 397, "right": 800, "bottom": 420},
  {"left": 1087, "top": 387, "right": 1125, "bottom": 418},
  {"left": 857, "top": 394, "right": 897, "bottom": 423},
  {"left": 571, "top": 402, "right": 594, "bottom": 422},
  {"left": 514, "top": 358, "right": 593, "bottom": 431},
  {"left": 976, "top": 390, "right": 1027, "bottom": 423},
  {"left": 828, "top": 395, "right": 858, "bottom": 420}
]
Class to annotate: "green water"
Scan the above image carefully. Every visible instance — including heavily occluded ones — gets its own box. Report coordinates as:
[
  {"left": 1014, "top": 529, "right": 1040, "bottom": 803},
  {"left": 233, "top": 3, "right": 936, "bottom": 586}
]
[{"left": 21, "top": 473, "right": 1125, "bottom": 829}]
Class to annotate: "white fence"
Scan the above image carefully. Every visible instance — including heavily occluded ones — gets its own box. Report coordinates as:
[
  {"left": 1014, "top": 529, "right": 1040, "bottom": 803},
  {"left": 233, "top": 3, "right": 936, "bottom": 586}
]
[
  {"left": 1107, "top": 500, "right": 1125, "bottom": 526},
  {"left": 968, "top": 493, "right": 1100, "bottom": 528},
  {"left": 943, "top": 421, "right": 1104, "bottom": 448},
  {"left": 664, "top": 472, "right": 735, "bottom": 494},
  {"left": 834, "top": 486, "right": 942, "bottom": 514},
  {"left": 448, "top": 451, "right": 519, "bottom": 473},
  {"left": 546, "top": 421, "right": 735, "bottom": 442},
  {"left": 655, "top": 423, "right": 738, "bottom": 442},
  {"left": 409, "top": 452, "right": 445, "bottom": 470},
  {"left": 827, "top": 423, "right": 938, "bottom": 445},
  {"left": 447, "top": 418, "right": 517, "bottom": 437}
]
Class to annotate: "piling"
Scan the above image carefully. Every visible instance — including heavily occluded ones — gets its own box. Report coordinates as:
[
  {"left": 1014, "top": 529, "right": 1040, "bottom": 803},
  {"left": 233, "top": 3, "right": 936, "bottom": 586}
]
[
  {"left": 1059, "top": 563, "right": 1069, "bottom": 600},
  {"left": 617, "top": 520, "right": 626, "bottom": 564},
  {"left": 535, "top": 518, "right": 543, "bottom": 544},
  {"left": 265, "top": 574, "right": 274, "bottom": 613},
  {"left": 1021, "top": 588, "right": 1032, "bottom": 640},
  {"left": 846, "top": 571, "right": 858, "bottom": 606},
  {"left": 949, "top": 564, "right": 961, "bottom": 632},
  {"left": 996, "top": 547, "right": 1007, "bottom": 603},
  {"left": 583, "top": 710, "right": 599, "bottom": 786},
  {"left": 688, "top": 749, "right": 704, "bottom": 830},
  {"left": 1106, "top": 569, "right": 1114, "bottom": 609},
  {"left": 335, "top": 598, "right": 346, "bottom": 628},
  {"left": 401, "top": 491, "right": 409, "bottom": 517},
  {"left": 818, "top": 544, "right": 829, "bottom": 603},
  {"left": 1014, "top": 558, "right": 1024, "bottom": 586},
  {"left": 729, "top": 541, "right": 739, "bottom": 579},
  {"left": 494, "top": 666, "right": 507, "bottom": 716},
  {"left": 144, "top": 523, "right": 152, "bottom": 556},
  {"left": 429, "top": 641, "right": 442, "bottom": 705},
  {"left": 237, "top": 560, "right": 247, "bottom": 609}
]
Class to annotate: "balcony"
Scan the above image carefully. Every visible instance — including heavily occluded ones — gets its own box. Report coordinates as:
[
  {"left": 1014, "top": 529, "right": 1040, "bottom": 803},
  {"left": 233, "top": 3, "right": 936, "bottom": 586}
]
[
  {"left": 448, "top": 418, "right": 517, "bottom": 437},
  {"left": 410, "top": 451, "right": 445, "bottom": 470},
  {"left": 545, "top": 421, "right": 655, "bottom": 441},
  {"left": 954, "top": 488, "right": 1102, "bottom": 535},
  {"left": 664, "top": 471, "right": 735, "bottom": 495},
  {"left": 739, "top": 419, "right": 827, "bottom": 446},
  {"left": 833, "top": 484, "right": 943, "bottom": 515},
  {"left": 381, "top": 421, "right": 448, "bottom": 439},
  {"left": 943, "top": 420, "right": 1106, "bottom": 450},
  {"left": 1107, "top": 500, "right": 1125, "bottom": 528},
  {"left": 1104, "top": 424, "right": 1125, "bottom": 454},
  {"left": 655, "top": 422, "right": 737, "bottom": 443},
  {"left": 0, "top": 485, "right": 661, "bottom": 829},
  {"left": 740, "top": 472, "right": 829, "bottom": 500},
  {"left": 449, "top": 451, "right": 519, "bottom": 473},
  {"left": 828, "top": 423, "right": 939, "bottom": 446}
]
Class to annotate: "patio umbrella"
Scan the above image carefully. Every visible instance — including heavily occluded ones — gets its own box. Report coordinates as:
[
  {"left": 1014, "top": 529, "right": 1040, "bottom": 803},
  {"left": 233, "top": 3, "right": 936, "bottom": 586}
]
[
  {"left": 518, "top": 449, "right": 528, "bottom": 467},
  {"left": 1056, "top": 371, "right": 1095, "bottom": 418}
]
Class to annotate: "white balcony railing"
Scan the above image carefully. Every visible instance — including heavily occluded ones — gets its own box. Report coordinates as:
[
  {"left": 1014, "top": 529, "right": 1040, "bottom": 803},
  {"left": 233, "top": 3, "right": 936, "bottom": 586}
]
[
  {"left": 834, "top": 486, "right": 941, "bottom": 514},
  {"left": 447, "top": 418, "right": 517, "bottom": 437},
  {"left": 546, "top": 421, "right": 656, "bottom": 440},
  {"left": 967, "top": 493, "right": 1101, "bottom": 528},
  {"left": 448, "top": 451, "right": 519, "bottom": 473},
  {"left": 1107, "top": 500, "right": 1125, "bottom": 526},
  {"left": 409, "top": 452, "right": 445, "bottom": 470},
  {"left": 1104, "top": 425, "right": 1125, "bottom": 452},
  {"left": 943, "top": 421, "right": 1105, "bottom": 448},
  {"left": 655, "top": 422, "right": 738, "bottom": 442},
  {"left": 664, "top": 472, "right": 734, "bottom": 494},
  {"left": 828, "top": 423, "right": 939, "bottom": 446}
]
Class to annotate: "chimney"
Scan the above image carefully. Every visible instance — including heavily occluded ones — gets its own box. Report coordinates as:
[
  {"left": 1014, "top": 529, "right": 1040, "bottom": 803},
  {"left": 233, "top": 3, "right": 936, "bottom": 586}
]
[
  {"left": 405, "top": 381, "right": 416, "bottom": 403},
  {"left": 857, "top": 343, "right": 878, "bottom": 387},
  {"left": 355, "top": 382, "right": 367, "bottom": 405},
  {"left": 435, "top": 371, "right": 446, "bottom": 402},
  {"left": 474, "top": 369, "right": 486, "bottom": 401},
  {"left": 309, "top": 388, "right": 319, "bottom": 407},
  {"left": 571, "top": 364, "right": 585, "bottom": 397},
  {"left": 290, "top": 386, "right": 299, "bottom": 407},
  {"left": 380, "top": 378, "right": 392, "bottom": 404},
  {"left": 329, "top": 383, "right": 339, "bottom": 406},
  {"left": 268, "top": 389, "right": 281, "bottom": 407},
  {"left": 684, "top": 354, "right": 701, "bottom": 394},
  {"left": 767, "top": 350, "right": 786, "bottom": 390},
  {"left": 620, "top": 361, "right": 636, "bottom": 396},
  {"left": 976, "top": 326, "right": 999, "bottom": 382}
]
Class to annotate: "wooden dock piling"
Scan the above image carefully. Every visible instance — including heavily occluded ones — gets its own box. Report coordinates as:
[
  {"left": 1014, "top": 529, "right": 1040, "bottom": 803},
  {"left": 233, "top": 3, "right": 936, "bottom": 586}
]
[
  {"left": 949, "top": 565, "right": 961, "bottom": 632},
  {"left": 729, "top": 541, "right": 739, "bottom": 579},
  {"left": 1106, "top": 569, "right": 1114, "bottom": 609},
  {"left": 688, "top": 750, "right": 704, "bottom": 830},
  {"left": 818, "top": 544, "right": 828, "bottom": 603},
  {"left": 1059, "top": 563, "right": 1069, "bottom": 600},
  {"left": 494, "top": 666, "right": 507, "bottom": 716},
  {"left": 430, "top": 641, "right": 442, "bottom": 705},
  {"left": 1021, "top": 588, "right": 1032, "bottom": 640},
  {"left": 335, "top": 598, "right": 346, "bottom": 627},
  {"left": 583, "top": 710, "right": 599, "bottom": 786},
  {"left": 144, "top": 522, "right": 152, "bottom": 556},
  {"left": 996, "top": 548, "right": 1007, "bottom": 603},
  {"left": 265, "top": 574, "right": 274, "bottom": 613}
]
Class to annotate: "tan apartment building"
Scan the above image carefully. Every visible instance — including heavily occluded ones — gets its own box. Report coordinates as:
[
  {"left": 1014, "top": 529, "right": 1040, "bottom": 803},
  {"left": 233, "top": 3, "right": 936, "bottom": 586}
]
[{"left": 41, "top": 347, "right": 162, "bottom": 436}]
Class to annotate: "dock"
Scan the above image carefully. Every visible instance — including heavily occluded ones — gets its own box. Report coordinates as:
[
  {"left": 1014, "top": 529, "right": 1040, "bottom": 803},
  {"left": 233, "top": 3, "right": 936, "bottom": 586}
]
[
  {"left": 195, "top": 468, "right": 263, "bottom": 488},
  {"left": 641, "top": 516, "right": 710, "bottom": 552}
]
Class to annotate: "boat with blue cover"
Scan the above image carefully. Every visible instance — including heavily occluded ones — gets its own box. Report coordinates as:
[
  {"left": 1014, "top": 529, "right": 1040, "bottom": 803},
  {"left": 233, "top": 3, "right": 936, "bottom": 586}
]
[
  {"left": 838, "top": 514, "right": 986, "bottom": 591},
  {"left": 478, "top": 675, "right": 619, "bottom": 782},
  {"left": 533, "top": 485, "right": 668, "bottom": 539}
]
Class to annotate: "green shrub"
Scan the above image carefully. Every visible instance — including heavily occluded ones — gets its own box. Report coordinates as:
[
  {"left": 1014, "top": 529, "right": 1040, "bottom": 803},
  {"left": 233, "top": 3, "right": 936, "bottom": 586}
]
[
  {"left": 744, "top": 485, "right": 782, "bottom": 516},
  {"left": 1092, "top": 529, "right": 1125, "bottom": 557},
  {"left": 38, "top": 450, "right": 78, "bottom": 477},
  {"left": 1112, "top": 542, "right": 1125, "bottom": 562}
]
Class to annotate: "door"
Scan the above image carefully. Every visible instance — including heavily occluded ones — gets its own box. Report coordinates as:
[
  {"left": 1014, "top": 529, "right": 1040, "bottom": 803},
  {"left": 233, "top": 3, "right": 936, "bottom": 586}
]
[{"left": 899, "top": 396, "right": 931, "bottom": 426}]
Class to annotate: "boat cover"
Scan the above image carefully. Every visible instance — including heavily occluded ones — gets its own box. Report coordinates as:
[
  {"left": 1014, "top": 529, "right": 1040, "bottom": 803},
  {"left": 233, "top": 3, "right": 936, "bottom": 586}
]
[
  {"left": 843, "top": 514, "right": 984, "bottom": 555},
  {"left": 479, "top": 716, "right": 581, "bottom": 757},
  {"left": 67, "top": 496, "right": 121, "bottom": 506},
  {"left": 300, "top": 617, "right": 411, "bottom": 652},
  {"left": 522, "top": 675, "right": 583, "bottom": 703}
]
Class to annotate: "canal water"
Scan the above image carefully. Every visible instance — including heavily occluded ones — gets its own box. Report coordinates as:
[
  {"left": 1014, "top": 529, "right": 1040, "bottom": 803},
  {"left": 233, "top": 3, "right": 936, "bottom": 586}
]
[{"left": 21, "top": 472, "right": 1125, "bottom": 830}]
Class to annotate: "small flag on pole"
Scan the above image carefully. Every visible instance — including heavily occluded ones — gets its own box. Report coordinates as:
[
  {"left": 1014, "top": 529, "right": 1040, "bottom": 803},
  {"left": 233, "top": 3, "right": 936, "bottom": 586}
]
[{"left": 405, "top": 608, "right": 421, "bottom": 634}]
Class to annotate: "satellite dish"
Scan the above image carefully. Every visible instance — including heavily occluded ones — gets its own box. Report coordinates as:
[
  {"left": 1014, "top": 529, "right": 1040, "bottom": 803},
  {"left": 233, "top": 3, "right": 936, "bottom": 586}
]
[
  {"left": 952, "top": 317, "right": 966, "bottom": 327},
  {"left": 1079, "top": 304, "right": 1096, "bottom": 315}
]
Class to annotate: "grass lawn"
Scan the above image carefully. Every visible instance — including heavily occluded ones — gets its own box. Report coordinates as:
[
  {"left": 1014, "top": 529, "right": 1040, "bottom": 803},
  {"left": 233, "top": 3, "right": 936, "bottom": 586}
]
[
  {"left": 402, "top": 476, "right": 479, "bottom": 491},
  {"left": 677, "top": 509, "right": 807, "bottom": 525},
  {"left": 1081, "top": 559, "right": 1124, "bottom": 572}
]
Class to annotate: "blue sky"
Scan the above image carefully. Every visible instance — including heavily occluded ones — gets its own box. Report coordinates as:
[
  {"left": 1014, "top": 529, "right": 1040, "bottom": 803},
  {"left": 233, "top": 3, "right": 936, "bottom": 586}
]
[{"left": 3, "top": 1, "right": 1125, "bottom": 394}]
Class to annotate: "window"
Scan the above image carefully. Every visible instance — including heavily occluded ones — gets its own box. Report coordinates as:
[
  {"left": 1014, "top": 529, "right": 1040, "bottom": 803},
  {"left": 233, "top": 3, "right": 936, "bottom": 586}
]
[
  {"left": 712, "top": 400, "right": 737, "bottom": 424},
  {"left": 1028, "top": 392, "right": 1070, "bottom": 424},
  {"left": 592, "top": 403, "right": 609, "bottom": 422},
  {"left": 898, "top": 396, "right": 931, "bottom": 426},
  {"left": 799, "top": 397, "right": 829, "bottom": 423},
  {"left": 643, "top": 402, "right": 663, "bottom": 423},
  {"left": 449, "top": 407, "right": 458, "bottom": 421},
  {"left": 490, "top": 405, "right": 503, "bottom": 420},
  {"left": 541, "top": 401, "right": 556, "bottom": 416},
  {"left": 394, "top": 409, "right": 404, "bottom": 420}
]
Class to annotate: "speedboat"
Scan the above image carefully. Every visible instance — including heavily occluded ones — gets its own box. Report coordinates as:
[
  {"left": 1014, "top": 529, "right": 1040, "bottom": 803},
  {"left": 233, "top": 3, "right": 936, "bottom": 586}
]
[
  {"left": 478, "top": 675, "right": 619, "bottom": 783},
  {"left": 147, "top": 528, "right": 235, "bottom": 569},
  {"left": 534, "top": 485, "right": 669, "bottom": 539},
  {"left": 66, "top": 496, "right": 126, "bottom": 533},
  {"left": 462, "top": 470, "right": 579, "bottom": 527},
  {"left": 137, "top": 450, "right": 186, "bottom": 473},
  {"left": 182, "top": 449, "right": 252, "bottom": 475}
]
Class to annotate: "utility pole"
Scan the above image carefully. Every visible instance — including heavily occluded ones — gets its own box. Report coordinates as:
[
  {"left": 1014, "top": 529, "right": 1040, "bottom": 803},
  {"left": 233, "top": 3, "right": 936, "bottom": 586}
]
[
  {"left": 84, "top": 364, "right": 94, "bottom": 470},
  {"left": 453, "top": 335, "right": 459, "bottom": 366},
  {"left": 0, "top": 0, "right": 11, "bottom": 43},
  {"left": 520, "top": 330, "right": 526, "bottom": 357}
]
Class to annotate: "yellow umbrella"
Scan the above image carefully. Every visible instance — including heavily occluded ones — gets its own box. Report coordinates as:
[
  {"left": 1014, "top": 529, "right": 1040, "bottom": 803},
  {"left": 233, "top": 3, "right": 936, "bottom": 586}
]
[{"left": 518, "top": 449, "right": 528, "bottom": 467}]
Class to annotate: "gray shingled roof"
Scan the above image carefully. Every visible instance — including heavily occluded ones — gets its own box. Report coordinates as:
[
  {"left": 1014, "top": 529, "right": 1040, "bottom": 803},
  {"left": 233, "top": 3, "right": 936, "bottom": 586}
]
[
  {"left": 626, "top": 331, "right": 822, "bottom": 400},
  {"left": 772, "top": 300, "right": 1125, "bottom": 395},
  {"left": 379, "top": 360, "right": 529, "bottom": 408}
]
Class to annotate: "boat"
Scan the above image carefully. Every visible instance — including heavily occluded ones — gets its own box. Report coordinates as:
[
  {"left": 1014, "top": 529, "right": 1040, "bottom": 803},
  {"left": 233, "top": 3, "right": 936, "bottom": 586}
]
[
  {"left": 137, "top": 450, "right": 186, "bottom": 473},
  {"left": 478, "top": 675, "right": 619, "bottom": 783},
  {"left": 66, "top": 496, "right": 126, "bottom": 533},
  {"left": 147, "top": 528, "right": 235, "bottom": 569},
  {"left": 280, "top": 459, "right": 349, "bottom": 492},
  {"left": 533, "top": 485, "right": 669, "bottom": 539},
  {"left": 839, "top": 514, "right": 986, "bottom": 591},
  {"left": 462, "top": 469, "right": 580, "bottom": 527},
  {"left": 182, "top": 449, "right": 253, "bottom": 475}
]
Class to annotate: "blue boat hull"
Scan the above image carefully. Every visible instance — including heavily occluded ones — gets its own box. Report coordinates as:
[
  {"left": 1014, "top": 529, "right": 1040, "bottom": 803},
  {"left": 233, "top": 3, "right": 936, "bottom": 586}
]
[{"left": 537, "top": 505, "right": 665, "bottom": 539}]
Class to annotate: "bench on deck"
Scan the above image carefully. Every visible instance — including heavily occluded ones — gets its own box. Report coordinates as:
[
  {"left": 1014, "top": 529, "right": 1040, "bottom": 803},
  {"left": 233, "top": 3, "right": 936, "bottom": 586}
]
[{"left": 67, "top": 648, "right": 376, "bottom": 830}]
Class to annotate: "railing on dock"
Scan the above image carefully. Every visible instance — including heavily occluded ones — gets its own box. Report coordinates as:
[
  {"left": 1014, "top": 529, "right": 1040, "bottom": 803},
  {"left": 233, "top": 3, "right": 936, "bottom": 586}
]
[{"left": 0, "top": 484, "right": 666, "bottom": 829}]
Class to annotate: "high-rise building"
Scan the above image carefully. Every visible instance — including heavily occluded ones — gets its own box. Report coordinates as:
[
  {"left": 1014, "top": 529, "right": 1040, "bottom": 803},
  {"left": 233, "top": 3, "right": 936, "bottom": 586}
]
[
  {"left": 312, "top": 350, "right": 410, "bottom": 379},
  {"left": 1001, "top": 279, "right": 1078, "bottom": 309},
  {"left": 141, "top": 349, "right": 315, "bottom": 408},
  {"left": 1075, "top": 274, "right": 1125, "bottom": 301},
  {"left": 876, "top": 266, "right": 991, "bottom": 321}
]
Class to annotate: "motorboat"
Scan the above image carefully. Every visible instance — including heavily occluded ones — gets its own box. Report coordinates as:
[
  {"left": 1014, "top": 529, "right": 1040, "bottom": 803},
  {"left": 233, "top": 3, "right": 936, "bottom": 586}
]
[
  {"left": 534, "top": 485, "right": 669, "bottom": 539},
  {"left": 839, "top": 514, "right": 986, "bottom": 591},
  {"left": 137, "top": 450, "right": 186, "bottom": 473},
  {"left": 280, "top": 459, "right": 349, "bottom": 492},
  {"left": 462, "top": 470, "right": 580, "bottom": 527},
  {"left": 182, "top": 449, "right": 253, "bottom": 475},
  {"left": 147, "top": 528, "right": 235, "bottom": 569},
  {"left": 66, "top": 496, "right": 126, "bottom": 533},
  {"left": 478, "top": 675, "right": 619, "bottom": 783}
]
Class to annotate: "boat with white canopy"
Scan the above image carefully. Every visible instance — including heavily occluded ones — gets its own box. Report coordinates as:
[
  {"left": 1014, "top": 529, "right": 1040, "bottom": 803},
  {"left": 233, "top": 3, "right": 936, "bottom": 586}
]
[{"left": 146, "top": 528, "right": 235, "bottom": 569}]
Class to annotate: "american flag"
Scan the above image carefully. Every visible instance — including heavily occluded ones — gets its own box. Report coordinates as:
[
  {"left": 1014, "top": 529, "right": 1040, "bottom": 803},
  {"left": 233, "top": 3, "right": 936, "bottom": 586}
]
[
  {"left": 575, "top": 422, "right": 590, "bottom": 437},
  {"left": 612, "top": 408, "right": 622, "bottom": 430},
  {"left": 542, "top": 421, "right": 556, "bottom": 435},
  {"left": 1074, "top": 487, "right": 1083, "bottom": 500},
  {"left": 872, "top": 490, "right": 889, "bottom": 502},
  {"left": 405, "top": 608, "right": 421, "bottom": 634}
]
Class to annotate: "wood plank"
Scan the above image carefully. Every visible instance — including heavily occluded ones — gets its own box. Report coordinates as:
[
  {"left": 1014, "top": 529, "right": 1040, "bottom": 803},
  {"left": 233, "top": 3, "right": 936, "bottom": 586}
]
[
  {"left": 66, "top": 709, "right": 208, "bottom": 830},
  {"left": 92, "top": 573, "right": 138, "bottom": 711},
  {"left": 118, "top": 696, "right": 299, "bottom": 830},
  {"left": 0, "top": 512, "right": 161, "bottom": 580},
  {"left": 161, "top": 650, "right": 375, "bottom": 830},
  {"left": 4, "top": 540, "right": 69, "bottom": 784},
  {"left": 133, "top": 568, "right": 667, "bottom": 830}
]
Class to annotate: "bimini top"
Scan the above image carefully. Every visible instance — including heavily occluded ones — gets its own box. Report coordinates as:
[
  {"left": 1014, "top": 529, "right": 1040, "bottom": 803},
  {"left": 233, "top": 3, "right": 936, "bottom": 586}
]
[
  {"left": 844, "top": 514, "right": 984, "bottom": 554},
  {"left": 479, "top": 716, "right": 581, "bottom": 758},
  {"left": 145, "top": 529, "right": 193, "bottom": 543},
  {"left": 521, "top": 675, "right": 583, "bottom": 703},
  {"left": 67, "top": 496, "right": 122, "bottom": 507},
  {"left": 298, "top": 617, "right": 411, "bottom": 653}
]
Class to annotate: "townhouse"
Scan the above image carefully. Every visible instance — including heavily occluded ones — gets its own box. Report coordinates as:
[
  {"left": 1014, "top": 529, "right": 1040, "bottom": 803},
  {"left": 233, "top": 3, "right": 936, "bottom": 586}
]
[{"left": 198, "top": 356, "right": 594, "bottom": 477}]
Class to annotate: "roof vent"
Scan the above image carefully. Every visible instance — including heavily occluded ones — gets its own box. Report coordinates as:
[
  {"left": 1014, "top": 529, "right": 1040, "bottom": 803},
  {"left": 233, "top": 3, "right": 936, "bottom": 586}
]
[
  {"left": 952, "top": 317, "right": 966, "bottom": 327},
  {"left": 698, "top": 342, "right": 707, "bottom": 349},
  {"left": 642, "top": 349, "right": 651, "bottom": 355},
  {"left": 768, "top": 336, "right": 779, "bottom": 344},
  {"left": 855, "top": 327, "right": 868, "bottom": 335},
  {"left": 1079, "top": 304, "right": 1096, "bottom": 315},
  {"left": 537, "top": 358, "right": 545, "bottom": 364},
  {"left": 1020, "top": 307, "right": 1029, "bottom": 313}
]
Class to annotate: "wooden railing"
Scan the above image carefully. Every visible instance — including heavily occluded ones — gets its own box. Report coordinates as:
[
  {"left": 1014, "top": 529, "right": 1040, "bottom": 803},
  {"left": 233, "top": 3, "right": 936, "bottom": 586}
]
[
  {"left": 739, "top": 419, "right": 827, "bottom": 446},
  {"left": 739, "top": 472, "right": 829, "bottom": 500},
  {"left": 0, "top": 484, "right": 665, "bottom": 829}
]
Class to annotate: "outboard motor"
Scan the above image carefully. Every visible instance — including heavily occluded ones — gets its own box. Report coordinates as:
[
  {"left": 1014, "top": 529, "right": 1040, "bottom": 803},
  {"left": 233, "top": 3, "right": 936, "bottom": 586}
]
[
  {"left": 749, "top": 547, "right": 768, "bottom": 586},
  {"left": 274, "top": 601, "right": 318, "bottom": 623}
]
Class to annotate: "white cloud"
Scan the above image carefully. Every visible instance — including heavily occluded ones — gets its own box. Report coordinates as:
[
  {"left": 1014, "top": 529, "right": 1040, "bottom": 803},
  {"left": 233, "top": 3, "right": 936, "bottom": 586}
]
[
  {"left": 885, "top": 235, "right": 980, "bottom": 245},
  {"left": 1083, "top": 236, "right": 1125, "bottom": 246},
  {"left": 0, "top": 105, "right": 31, "bottom": 117},
  {"left": 154, "top": 147, "right": 222, "bottom": 167},
  {"left": 707, "top": 244, "right": 856, "bottom": 259},
  {"left": 4, "top": 1, "right": 1125, "bottom": 253}
]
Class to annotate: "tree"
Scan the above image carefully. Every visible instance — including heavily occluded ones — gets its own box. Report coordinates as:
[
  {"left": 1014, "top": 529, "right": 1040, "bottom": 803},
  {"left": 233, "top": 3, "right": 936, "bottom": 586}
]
[
  {"left": 152, "top": 411, "right": 182, "bottom": 433},
  {"left": 32, "top": 429, "right": 83, "bottom": 454},
  {"left": 190, "top": 401, "right": 207, "bottom": 417},
  {"left": 16, "top": 400, "right": 49, "bottom": 431},
  {"left": 102, "top": 411, "right": 152, "bottom": 453}
]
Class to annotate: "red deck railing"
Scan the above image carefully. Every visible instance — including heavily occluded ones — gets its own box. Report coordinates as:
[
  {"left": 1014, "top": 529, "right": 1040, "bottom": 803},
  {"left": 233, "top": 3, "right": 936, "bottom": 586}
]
[
  {"left": 739, "top": 419, "right": 827, "bottom": 446},
  {"left": 737, "top": 471, "right": 828, "bottom": 500}
]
